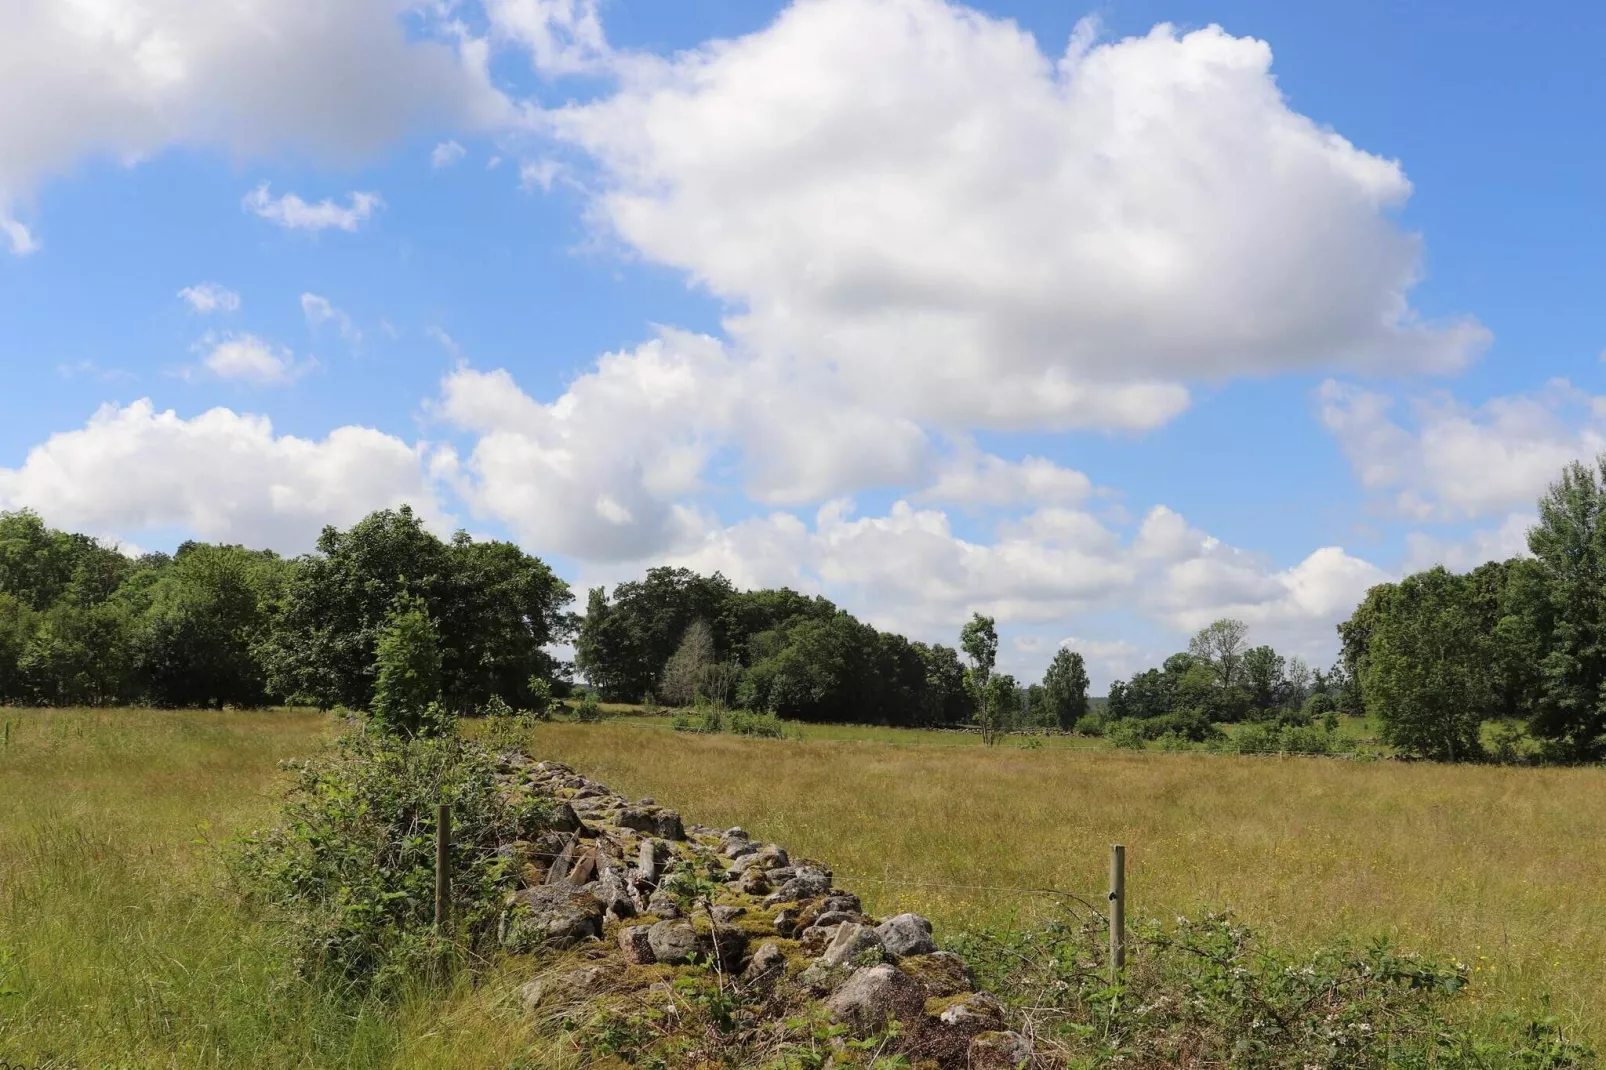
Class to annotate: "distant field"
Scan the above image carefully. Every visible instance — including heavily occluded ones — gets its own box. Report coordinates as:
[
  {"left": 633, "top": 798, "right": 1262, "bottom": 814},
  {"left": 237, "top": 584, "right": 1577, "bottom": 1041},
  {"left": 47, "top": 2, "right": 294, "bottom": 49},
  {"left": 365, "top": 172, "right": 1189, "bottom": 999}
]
[{"left": 2, "top": 706, "right": 1603, "bottom": 1066}]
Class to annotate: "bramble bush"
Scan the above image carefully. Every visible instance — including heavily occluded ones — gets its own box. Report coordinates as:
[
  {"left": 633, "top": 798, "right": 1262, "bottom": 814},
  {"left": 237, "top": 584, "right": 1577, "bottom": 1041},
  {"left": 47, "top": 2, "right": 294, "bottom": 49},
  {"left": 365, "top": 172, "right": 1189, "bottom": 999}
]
[
  {"left": 954, "top": 910, "right": 1594, "bottom": 1069},
  {"left": 233, "top": 728, "right": 553, "bottom": 994},
  {"left": 672, "top": 705, "right": 792, "bottom": 739},
  {"left": 1224, "top": 721, "right": 1352, "bottom": 757}
]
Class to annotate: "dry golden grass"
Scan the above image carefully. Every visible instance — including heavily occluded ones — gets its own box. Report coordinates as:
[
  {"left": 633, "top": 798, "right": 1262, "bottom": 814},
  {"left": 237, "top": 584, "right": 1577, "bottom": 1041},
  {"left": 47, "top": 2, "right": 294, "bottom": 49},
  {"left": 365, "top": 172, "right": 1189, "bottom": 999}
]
[
  {"left": 525, "top": 721, "right": 1606, "bottom": 1042},
  {"left": 4, "top": 706, "right": 1604, "bottom": 1065}
]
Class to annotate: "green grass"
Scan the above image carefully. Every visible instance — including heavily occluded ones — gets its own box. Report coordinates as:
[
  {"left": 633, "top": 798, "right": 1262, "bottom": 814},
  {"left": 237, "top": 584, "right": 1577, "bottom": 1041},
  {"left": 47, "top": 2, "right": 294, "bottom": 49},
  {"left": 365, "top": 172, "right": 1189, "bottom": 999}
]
[
  {"left": 3, "top": 706, "right": 1602, "bottom": 1066},
  {"left": 0, "top": 708, "right": 542, "bottom": 1070}
]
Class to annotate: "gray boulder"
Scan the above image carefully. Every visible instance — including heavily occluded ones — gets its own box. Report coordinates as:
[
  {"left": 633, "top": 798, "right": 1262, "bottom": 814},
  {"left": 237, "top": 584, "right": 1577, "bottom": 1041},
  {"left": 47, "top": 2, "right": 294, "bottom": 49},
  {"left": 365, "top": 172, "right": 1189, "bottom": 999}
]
[
  {"left": 548, "top": 802, "right": 582, "bottom": 833},
  {"left": 824, "top": 964, "right": 925, "bottom": 1032},
  {"left": 744, "top": 940, "right": 788, "bottom": 984},
  {"left": 936, "top": 991, "right": 1005, "bottom": 1030},
  {"left": 618, "top": 924, "right": 655, "bottom": 964},
  {"left": 646, "top": 919, "right": 701, "bottom": 965},
  {"left": 819, "top": 922, "right": 885, "bottom": 968},
  {"left": 968, "top": 1031, "right": 1032, "bottom": 1069},
  {"left": 765, "top": 865, "right": 832, "bottom": 904},
  {"left": 618, "top": 807, "right": 686, "bottom": 841},
  {"left": 875, "top": 913, "right": 938, "bottom": 958},
  {"left": 518, "top": 965, "right": 609, "bottom": 1011},
  {"left": 500, "top": 886, "right": 605, "bottom": 951}
]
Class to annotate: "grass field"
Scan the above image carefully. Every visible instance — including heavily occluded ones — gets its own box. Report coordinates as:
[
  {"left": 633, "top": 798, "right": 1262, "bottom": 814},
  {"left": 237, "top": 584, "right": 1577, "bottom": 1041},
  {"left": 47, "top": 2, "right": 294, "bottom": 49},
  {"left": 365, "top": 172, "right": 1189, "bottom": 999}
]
[
  {"left": 528, "top": 718, "right": 1605, "bottom": 1043},
  {"left": 2, "top": 706, "right": 1604, "bottom": 1067},
  {"left": 0, "top": 708, "right": 542, "bottom": 1069}
]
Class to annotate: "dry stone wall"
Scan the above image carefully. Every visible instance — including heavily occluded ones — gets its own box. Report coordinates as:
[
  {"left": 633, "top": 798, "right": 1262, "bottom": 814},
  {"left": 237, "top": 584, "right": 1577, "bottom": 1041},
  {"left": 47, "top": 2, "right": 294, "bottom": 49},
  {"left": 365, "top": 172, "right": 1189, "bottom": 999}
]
[{"left": 493, "top": 756, "right": 1035, "bottom": 1069}]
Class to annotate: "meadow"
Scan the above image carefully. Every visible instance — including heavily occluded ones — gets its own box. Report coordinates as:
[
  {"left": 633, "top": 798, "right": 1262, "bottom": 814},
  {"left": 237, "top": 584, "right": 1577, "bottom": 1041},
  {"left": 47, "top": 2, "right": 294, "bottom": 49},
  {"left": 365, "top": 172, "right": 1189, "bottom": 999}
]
[{"left": 2, "top": 706, "right": 1603, "bottom": 1067}]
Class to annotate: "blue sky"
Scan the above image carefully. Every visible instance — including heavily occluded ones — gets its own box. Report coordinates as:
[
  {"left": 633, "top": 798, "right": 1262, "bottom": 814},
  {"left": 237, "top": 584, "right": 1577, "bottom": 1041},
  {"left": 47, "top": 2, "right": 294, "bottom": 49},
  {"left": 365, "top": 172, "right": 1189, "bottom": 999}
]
[{"left": 2, "top": 0, "right": 1602, "bottom": 688}]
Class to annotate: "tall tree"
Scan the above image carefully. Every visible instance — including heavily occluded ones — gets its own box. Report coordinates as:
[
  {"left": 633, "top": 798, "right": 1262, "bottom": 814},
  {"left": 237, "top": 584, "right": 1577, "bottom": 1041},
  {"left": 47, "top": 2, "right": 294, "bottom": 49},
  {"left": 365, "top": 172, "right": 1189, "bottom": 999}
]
[
  {"left": 660, "top": 618, "right": 716, "bottom": 707},
  {"left": 267, "top": 507, "right": 571, "bottom": 710},
  {"left": 1361, "top": 567, "right": 1488, "bottom": 761},
  {"left": 1041, "top": 647, "right": 1090, "bottom": 730},
  {"left": 1522, "top": 457, "right": 1606, "bottom": 757},
  {"left": 575, "top": 567, "right": 735, "bottom": 701},
  {"left": 136, "top": 542, "right": 288, "bottom": 708},
  {"left": 960, "top": 613, "right": 999, "bottom": 743},
  {"left": 1188, "top": 619, "right": 1249, "bottom": 689},
  {"left": 1240, "top": 645, "right": 1286, "bottom": 712}
]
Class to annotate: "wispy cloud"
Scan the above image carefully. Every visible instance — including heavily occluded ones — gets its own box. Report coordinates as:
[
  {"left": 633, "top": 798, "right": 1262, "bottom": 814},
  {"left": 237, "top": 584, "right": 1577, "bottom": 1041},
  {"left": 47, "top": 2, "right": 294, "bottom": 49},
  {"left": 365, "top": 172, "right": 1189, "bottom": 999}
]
[
  {"left": 195, "top": 333, "right": 313, "bottom": 386},
  {"left": 243, "top": 183, "right": 382, "bottom": 232},
  {"left": 178, "top": 282, "right": 241, "bottom": 314},
  {"left": 301, "top": 293, "right": 360, "bottom": 344},
  {"left": 1, "top": 215, "right": 39, "bottom": 256},
  {"left": 431, "top": 140, "right": 466, "bottom": 169}
]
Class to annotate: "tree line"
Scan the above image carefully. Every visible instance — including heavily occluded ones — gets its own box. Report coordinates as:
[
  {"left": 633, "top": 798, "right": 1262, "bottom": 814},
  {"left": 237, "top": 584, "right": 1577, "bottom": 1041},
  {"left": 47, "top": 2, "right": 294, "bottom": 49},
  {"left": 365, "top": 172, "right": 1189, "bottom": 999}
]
[
  {"left": 576, "top": 572, "right": 1094, "bottom": 729},
  {"left": 1070, "top": 618, "right": 1352, "bottom": 744},
  {"left": 0, "top": 506, "right": 572, "bottom": 710},
  {"left": 1337, "top": 454, "right": 1606, "bottom": 763}
]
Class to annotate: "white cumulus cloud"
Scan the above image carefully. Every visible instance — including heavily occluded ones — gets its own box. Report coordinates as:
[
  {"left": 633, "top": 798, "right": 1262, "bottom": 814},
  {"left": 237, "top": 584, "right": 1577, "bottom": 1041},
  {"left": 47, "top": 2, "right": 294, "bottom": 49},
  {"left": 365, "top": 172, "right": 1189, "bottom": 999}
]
[
  {"left": 1319, "top": 378, "right": 1606, "bottom": 521},
  {"left": 485, "top": 0, "right": 611, "bottom": 75},
  {"left": 0, "top": 0, "right": 507, "bottom": 249},
  {"left": 301, "top": 293, "right": 360, "bottom": 343},
  {"left": 547, "top": 1, "right": 1485, "bottom": 433},
  {"left": 0, "top": 400, "right": 447, "bottom": 553}
]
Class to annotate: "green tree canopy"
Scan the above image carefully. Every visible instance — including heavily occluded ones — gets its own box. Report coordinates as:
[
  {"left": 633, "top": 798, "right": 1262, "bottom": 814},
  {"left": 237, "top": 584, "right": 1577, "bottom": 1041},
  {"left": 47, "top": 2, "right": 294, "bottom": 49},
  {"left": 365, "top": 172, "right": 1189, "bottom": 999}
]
[{"left": 1041, "top": 647, "right": 1090, "bottom": 730}]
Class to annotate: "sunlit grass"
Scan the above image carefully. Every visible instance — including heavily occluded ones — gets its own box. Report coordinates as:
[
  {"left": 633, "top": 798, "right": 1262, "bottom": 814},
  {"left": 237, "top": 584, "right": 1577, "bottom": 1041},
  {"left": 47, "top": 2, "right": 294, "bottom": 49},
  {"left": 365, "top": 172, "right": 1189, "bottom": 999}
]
[
  {"left": 0, "top": 708, "right": 545, "bottom": 1069},
  {"left": 524, "top": 719, "right": 1606, "bottom": 1045},
  {"left": 3, "top": 706, "right": 1602, "bottom": 1065}
]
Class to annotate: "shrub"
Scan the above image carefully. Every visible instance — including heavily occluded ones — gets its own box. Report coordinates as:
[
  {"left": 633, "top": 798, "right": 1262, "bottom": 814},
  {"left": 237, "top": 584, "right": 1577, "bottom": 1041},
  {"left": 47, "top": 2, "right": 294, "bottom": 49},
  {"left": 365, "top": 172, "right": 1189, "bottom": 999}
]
[
  {"left": 673, "top": 705, "right": 792, "bottom": 739},
  {"left": 1230, "top": 721, "right": 1347, "bottom": 757},
  {"left": 574, "top": 690, "right": 604, "bottom": 723},
  {"left": 1156, "top": 730, "right": 1194, "bottom": 752},
  {"left": 954, "top": 911, "right": 1594, "bottom": 1069},
  {"left": 525, "top": 676, "right": 553, "bottom": 720},
  {"left": 369, "top": 598, "right": 449, "bottom": 738},
  {"left": 1108, "top": 718, "right": 1148, "bottom": 750},
  {"left": 480, "top": 694, "right": 528, "bottom": 750},
  {"left": 234, "top": 730, "right": 553, "bottom": 993},
  {"left": 1072, "top": 712, "right": 1106, "bottom": 736}
]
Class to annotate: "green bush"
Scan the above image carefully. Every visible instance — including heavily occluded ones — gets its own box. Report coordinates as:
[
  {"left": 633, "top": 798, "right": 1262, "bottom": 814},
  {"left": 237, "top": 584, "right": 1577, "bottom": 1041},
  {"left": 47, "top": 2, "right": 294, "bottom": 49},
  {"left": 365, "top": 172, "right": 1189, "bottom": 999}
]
[
  {"left": 369, "top": 598, "right": 449, "bottom": 738},
  {"left": 1108, "top": 717, "right": 1148, "bottom": 750},
  {"left": 673, "top": 706, "right": 792, "bottom": 739},
  {"left": 954, "top": 911, "right": 1594, "bottom": 1069},
  {"left": 525, "top": 676, "right": 554, "bottom": 720},
  {"left": 1072, "top": 712, "right": 1106, "bottom": 736},
  {"left": 1230, "top": 721, "right": 1346, "bottom": 757},
  {"left": 574, "top": 690, "right": 605, "bottom": 722},
  {"left": 234, "top": 729, "right": 553, "bottom": 993}
]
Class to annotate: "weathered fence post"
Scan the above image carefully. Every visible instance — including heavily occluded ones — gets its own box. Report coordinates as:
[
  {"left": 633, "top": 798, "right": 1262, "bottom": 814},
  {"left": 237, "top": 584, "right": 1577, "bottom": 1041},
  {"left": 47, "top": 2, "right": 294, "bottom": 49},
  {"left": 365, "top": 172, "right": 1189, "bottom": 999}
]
[
  {"left": 1109, "top": 843, "right": 1126, "bottom": 981},
  {"left": 435, "top": 802, "right": 452, "bottom": 931}
]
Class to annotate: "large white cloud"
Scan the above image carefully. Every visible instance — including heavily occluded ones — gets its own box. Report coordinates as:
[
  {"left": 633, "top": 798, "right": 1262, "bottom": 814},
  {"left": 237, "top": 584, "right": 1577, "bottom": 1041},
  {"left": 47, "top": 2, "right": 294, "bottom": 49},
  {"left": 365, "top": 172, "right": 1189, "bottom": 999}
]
[
  {"left": 0, "top": 0, "right": 507, "bottom": 248},
  {"left": 438, "top": 340, "right": 1113, "bottom": 558},
  {"left": 0, "top": 400, "right": 447, "bottom": 553},
  {"left": 1319, "top": 378, "right": 1606, "bottom": 521},
  {"left": 546, "top": 0, "right": 1485, "bottom": 433},
  {"left": 1133, "top": 506, "right": 1389, "bottom": 651}
]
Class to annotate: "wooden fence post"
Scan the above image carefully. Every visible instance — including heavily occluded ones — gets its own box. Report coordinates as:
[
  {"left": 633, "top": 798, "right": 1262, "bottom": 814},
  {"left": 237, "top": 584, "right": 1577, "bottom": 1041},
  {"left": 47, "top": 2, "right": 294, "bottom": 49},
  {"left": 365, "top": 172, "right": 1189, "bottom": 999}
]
[
  {"left": 1109, "top": 843, "right": 1126, "bottom": 981},
  {"left": 435, "top": 802, "right": 452, "bottom": 932}
]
